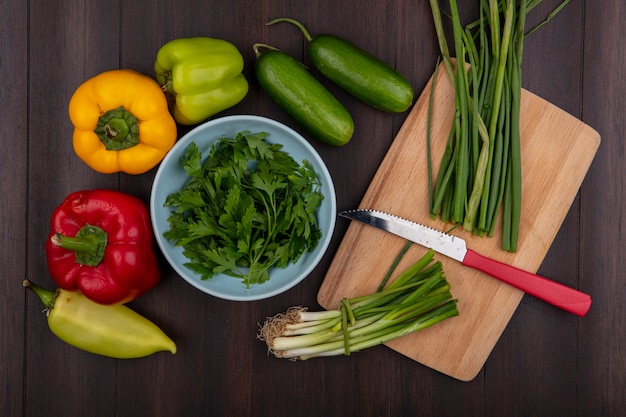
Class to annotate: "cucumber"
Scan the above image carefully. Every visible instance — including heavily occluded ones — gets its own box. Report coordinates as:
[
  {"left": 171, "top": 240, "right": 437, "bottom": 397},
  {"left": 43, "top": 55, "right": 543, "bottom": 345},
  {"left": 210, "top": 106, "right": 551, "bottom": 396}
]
[
  {"left": 268, "top": 18, "right": 414, "bottom": 113},
  {"left": 253, "top": 44, "right": 354, "bottom": 146}
]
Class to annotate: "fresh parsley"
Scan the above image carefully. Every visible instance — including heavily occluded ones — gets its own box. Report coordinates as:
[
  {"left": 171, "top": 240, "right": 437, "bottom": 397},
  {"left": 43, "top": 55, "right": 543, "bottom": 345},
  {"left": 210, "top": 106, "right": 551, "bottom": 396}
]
[{"left": 163, "top": 130, "right": 324, "bottom": 287}]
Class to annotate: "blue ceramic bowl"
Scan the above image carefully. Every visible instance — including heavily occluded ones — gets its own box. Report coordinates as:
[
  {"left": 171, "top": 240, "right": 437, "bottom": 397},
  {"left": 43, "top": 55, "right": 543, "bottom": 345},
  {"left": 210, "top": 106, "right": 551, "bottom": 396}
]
[{"left": 150, "top": 115, "right": 336, "bottom": 301}]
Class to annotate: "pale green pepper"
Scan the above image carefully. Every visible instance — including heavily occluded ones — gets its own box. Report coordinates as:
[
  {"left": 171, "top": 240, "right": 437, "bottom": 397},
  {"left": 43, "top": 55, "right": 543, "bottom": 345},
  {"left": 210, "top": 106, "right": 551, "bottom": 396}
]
[
  {"left": 24, "top": 279, "right": 176, "bottom": 358},
  {"left": 155, "top": 37, "right": 249, "bottom": 125}
]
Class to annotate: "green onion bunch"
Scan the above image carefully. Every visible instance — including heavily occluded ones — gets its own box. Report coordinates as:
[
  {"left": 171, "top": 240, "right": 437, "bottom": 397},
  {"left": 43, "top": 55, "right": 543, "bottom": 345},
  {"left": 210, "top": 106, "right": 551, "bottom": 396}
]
[
  {"left": 258, "top": 249, "right": 458, "bottom": 360},
  {"left": 427, "top": 0, "right": 570, "bottom": 252}
]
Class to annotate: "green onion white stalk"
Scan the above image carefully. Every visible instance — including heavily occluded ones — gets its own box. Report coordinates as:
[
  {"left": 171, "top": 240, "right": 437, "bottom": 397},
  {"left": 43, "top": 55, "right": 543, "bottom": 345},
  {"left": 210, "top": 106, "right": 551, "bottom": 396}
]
[{"left": 258, "top": 249, "right": 458, "bottom": 360}]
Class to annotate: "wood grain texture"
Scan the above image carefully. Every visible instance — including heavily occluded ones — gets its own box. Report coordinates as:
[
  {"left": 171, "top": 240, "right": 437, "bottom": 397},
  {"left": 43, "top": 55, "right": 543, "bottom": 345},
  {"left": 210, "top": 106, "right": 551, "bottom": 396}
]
[
  {"left": 318, "top": 63, "right": 600, "bottom": 381},
  {"left": 0, "top": 1, "right": 28, "bottom": 417},
  {"left": 1, "top": 0, "right": 624, "bottom": 416},
  {"left": 577, "top": 2, "right": 626, "bottom": 416}
]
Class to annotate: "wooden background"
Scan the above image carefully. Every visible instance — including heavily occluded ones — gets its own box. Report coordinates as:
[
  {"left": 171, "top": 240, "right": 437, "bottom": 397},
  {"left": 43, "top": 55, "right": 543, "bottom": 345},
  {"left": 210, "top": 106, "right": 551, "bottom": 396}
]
[{"left": 1, "top": 0, "right": 623, "bottom": 416}]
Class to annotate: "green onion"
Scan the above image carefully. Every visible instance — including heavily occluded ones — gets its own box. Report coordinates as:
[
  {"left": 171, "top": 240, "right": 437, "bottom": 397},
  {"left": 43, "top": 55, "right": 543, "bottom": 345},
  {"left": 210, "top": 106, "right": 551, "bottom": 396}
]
[
  {"left": 257, "top": 249, "right": 458, "bottom": 360},
  {"left": 427, "top": 0, "right": 570, "bottom": 251}
]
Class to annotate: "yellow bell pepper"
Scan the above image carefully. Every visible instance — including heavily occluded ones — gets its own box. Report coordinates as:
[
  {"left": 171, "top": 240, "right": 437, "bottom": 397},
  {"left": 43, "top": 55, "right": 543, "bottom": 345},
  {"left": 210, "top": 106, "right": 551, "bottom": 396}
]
[{"left": 69, "top": 69, "right": 177, "bottom": 175}]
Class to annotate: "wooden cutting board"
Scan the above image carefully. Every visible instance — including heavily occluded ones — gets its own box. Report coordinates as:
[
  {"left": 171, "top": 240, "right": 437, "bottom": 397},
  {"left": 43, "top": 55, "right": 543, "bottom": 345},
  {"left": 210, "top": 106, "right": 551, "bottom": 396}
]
[{"left": 317, "top": 64, "right": 601, "bottom": 381}]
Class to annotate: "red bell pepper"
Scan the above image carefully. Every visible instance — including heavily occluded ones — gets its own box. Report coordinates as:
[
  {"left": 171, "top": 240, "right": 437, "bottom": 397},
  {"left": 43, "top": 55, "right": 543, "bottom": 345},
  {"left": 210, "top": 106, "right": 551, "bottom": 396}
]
[{"left": 45, "top": 189, "right": 160, "bottom": 305}]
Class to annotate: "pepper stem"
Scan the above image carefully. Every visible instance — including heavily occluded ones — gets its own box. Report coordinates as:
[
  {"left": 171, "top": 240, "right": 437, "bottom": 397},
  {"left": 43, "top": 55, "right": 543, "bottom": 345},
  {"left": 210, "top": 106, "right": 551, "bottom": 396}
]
[
  {"left": 51, "top": 224, "right": 108, "bottom": 267},
  {"left": 95, "top": 106, "right": 140, "bottom": 150},
  {"left": 23, "top": 279, "right": 56, "bottom": 311}
]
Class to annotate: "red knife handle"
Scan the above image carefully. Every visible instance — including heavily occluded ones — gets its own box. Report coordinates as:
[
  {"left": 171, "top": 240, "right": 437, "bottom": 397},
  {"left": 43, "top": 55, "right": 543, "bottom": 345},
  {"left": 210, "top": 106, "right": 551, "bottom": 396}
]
[{"left": 462, "top": 249, "right": 592, "bottom": 317}]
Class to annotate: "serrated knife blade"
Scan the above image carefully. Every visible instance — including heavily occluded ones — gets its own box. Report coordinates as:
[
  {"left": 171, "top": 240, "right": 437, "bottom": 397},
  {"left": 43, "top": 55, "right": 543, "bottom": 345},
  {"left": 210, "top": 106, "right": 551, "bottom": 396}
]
[{"left": 339, "top": 209, "right": 591, "bottom": 317}]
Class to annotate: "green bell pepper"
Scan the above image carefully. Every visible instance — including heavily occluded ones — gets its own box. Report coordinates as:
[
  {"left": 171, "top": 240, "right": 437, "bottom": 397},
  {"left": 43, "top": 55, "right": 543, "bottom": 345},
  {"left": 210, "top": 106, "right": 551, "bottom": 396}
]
[{"left": 155, "top": 37, "right": 249, "bottom": 125}]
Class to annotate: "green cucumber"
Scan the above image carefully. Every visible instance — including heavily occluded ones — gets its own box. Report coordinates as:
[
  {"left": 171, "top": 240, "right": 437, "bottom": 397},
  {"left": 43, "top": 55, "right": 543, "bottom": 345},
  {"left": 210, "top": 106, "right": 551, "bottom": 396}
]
[
  {"left": 253, "top": 44, "right": 354, "bottom": 146},
  {"left": 268, "top": 18, "right": 414, "bottom": 113}
]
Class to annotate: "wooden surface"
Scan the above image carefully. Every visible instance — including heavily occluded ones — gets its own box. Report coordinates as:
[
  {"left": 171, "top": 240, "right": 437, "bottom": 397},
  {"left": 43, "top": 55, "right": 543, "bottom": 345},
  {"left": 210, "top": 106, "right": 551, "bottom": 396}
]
[
  {"left": 318, "top": 64, "right": 600, "bottom": 381},
  {"left": 2, "top": 1, "right": 624, "bottom": 416}
]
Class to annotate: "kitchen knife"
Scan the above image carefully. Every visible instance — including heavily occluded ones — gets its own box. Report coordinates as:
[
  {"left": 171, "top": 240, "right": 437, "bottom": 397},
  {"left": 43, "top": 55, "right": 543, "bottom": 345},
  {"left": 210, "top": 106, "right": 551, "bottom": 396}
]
[{"left": 339, "top": 209, "right": 592, "bottom": 317}]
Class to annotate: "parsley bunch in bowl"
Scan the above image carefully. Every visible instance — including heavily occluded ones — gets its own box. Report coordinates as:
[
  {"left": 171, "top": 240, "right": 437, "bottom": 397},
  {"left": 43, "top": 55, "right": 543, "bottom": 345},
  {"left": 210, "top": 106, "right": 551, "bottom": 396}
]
[{"left": 163, "top": 130, "right": 324, "bottom": 288}]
